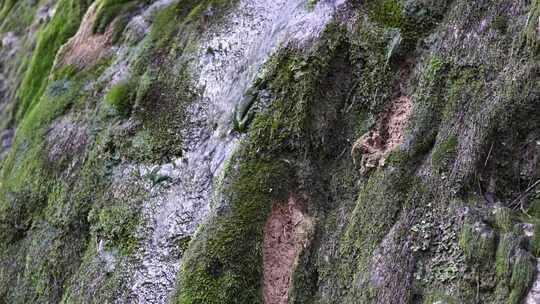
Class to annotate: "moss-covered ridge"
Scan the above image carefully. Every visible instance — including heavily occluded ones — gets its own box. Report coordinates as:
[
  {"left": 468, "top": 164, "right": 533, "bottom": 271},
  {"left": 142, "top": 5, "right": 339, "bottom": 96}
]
[
  {"left": 14, "top": 0, "right": 93, "bottom": 122},
  {"left": 177, "top": 22, "right": 357, "bottom": 303}
]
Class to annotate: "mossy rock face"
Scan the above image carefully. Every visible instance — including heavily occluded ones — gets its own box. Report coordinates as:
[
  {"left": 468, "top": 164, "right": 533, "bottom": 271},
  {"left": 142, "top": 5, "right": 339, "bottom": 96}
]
[
  {"left": 459, "top": 221, "right": 496, "bottom": 268},
  {"left": 14, "top": 0, "right": 92, "bottom": 121},
  {"left": 493, "top": 207, "right": 514, "bottom": 233},
  {"left": 509, "top": 250, "right": 536, "bottom": 304},
  {"left": 105, "top": 80, "right": 136, "bottom": 117},
  {"left": 431, "top": 135, "right": 458, "bottom": 171},
  {"left": 93, "top": 0, "right": 150, "bottom": 36},
  {"left": 0, "top": 0, "right": 539, "bottom": 303},
  {"left": 177, "top": 23, "right": 357, "bottom": 304},
  {"left": 496, "top": 232, "right": 520, "bottom": 280}
]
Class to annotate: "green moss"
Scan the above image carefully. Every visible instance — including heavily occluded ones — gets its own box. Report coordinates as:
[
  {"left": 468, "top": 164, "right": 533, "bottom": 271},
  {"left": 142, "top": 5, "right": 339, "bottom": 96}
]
[
  {"left": 178, "top": 236, "right": 192, "bottom": 252},
  {"left": 444, "top": 66, "right": 485, "bottom": 123},
  {"left": 424, "top": 56, "right": 445, "bottom": 84},
  {"left": 90, "top": 205, "right": 140, "bottom": 254},
  {"left": 148, "top": 2, "right": 186, "bottom": 46},
  {"left": 384, "top": 148, "right": 408, "bottom": 166},
  {"left": 59, "top": 236, "right": 124, "bottom": 304},
  {"left": 0, "top": 0, "right": 16, "bottom": 21},
  {"left": 0, "top": 53, "right": 116, "bottom": 302},
  {"left": 458, "top": 222, "right": 496, "bottom": 268},
  {"left": 523, "top": 0, "right": 540, "bottom": 57},
  {"left": 0, "top": 0, "right": 37, "bottom": 33},
  {"left": 432, "top": 135, "right": 458, "bottom": 170},
  {"left": 351, "top": 19, "right": 395, "bottom": 115},
  {"left": 289, "top": 248, "right": 319, "bottom": 303},
  {"left": 509, "top": 250, "right": 535, "bottom": 304},
  {"left": 404, "top": 55, "right": 448, "bottom": 160},
  {"left": 130, "top": 65, "right": 193, "bottom": 162},
  {"left": 492, "top": 16, "right": 508, "bottom": 34},
  {"left": 423, "top": 292, "right": 459, "bottom": 304},
  {"left": 530, "top": 224, "right": 540, "bottom": 257},
  {"left": 495, "top": 233, "right": 519, "bottom": 280},
  {"left": 15, "top": 0, "right": 90, "bottom": 121},
  {"left": 105, "top": 80, "right": 136, "bottom": 117},
  {"left": 178, "top": 24, "right": 355, "bottom": 304},
  {"left": 369, "top": 0, "right": 402, "bottom": 28},
  {"left": 307, "top": 0, "right": 319, "bottom": 10},
  {"left": 340, "top": 169, "right": 422, "bottom": 302},
  {"left": 93, "top": 0, "right": 149, "bottom": 34},
  {"left": 1, "top": 75, "right": 84, "bottom": 198},
  {"left": 494, "top": 207, "right": 514, "bottom": 233},
  {"left": 149, "top": 0, "right": 240, "bottom": 48},
  {"left": 122, "top": 0, "right": 243, "bottom": 163},
  {"left": 366, "top": 0, "right": 447, "bottom": 53},
  {"left": 178, "top": 155, "right": 290, "bottom": 304},
  {"left": 527, "top": 197, "right": 540, "bottom": 219}
]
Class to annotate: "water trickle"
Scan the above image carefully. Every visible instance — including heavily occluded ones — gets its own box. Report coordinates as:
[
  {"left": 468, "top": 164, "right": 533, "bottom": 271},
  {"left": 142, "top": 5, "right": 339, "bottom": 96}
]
[{"left": 125, "top": 0, "right": 343, "bottom": 302}]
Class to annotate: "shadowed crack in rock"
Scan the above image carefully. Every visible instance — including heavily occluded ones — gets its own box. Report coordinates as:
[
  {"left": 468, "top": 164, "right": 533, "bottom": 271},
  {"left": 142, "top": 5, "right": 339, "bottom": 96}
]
[{"left": 263, "top": 195, "right": 313, "bottom": 304}]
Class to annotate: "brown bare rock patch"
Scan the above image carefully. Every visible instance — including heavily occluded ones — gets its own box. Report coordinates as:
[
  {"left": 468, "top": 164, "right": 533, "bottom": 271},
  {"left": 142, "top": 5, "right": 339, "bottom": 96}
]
[
  {"left": 263, "top": 195, "right": 313, "bottom": 304},
  {"left": 352, "top": 95, "right": 412, "bottom": 174},
  {"left": 54, "top": 2, "right": 114, "bottom": 69},
  {"left": 384, "top": 96, "right": 412, "bottom": 149}
]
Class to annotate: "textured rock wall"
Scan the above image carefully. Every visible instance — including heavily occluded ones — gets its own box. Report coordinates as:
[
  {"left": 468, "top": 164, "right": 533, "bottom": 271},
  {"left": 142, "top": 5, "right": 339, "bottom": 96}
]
[{"left": 0, "top": 0, "right": 539, "bottom": 303}]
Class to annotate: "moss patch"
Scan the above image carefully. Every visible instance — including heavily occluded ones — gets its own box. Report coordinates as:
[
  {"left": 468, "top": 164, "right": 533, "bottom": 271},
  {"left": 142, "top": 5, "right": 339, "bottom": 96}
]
[
  {"left": 432, "top": 135, "right": 458, "bottom": 171},
  {"left": 458, "top": 222, "right": 496, "bottom": 269},
  {"left": 105, "top": 80, "right": 136, "bottom": 117},
  {"left": 15, "top": 0, "right": 91, "bottom": 121},
  {"left": 93, "top": 0, "right": 149, "bottom": 35},
  {"left": 509, "top": 250, "right": 535, "bottom": 304},
  {"left": 178, "top": 23, "right": 357, "bottom": 304}
]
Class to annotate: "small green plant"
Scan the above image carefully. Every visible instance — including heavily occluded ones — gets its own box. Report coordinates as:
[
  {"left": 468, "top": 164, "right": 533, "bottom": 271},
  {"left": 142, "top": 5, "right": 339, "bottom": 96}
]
[
  {"left": 385, "top": 28, "right": 402, "bottom": 64},
  {"left": 146, "top": 166, "right": 171, "bottom": 187},
  {"left": 233, "top": 88, "right": 258, "bottom": 133}
]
